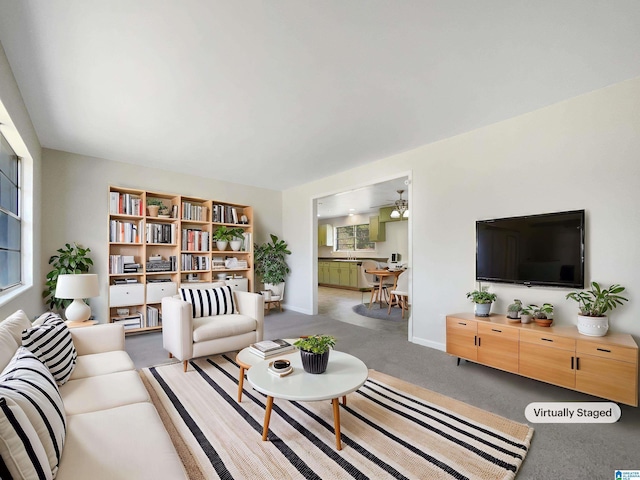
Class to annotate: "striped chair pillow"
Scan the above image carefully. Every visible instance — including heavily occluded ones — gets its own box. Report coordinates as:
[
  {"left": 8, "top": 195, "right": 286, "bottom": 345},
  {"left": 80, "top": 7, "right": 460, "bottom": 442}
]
[
  {"left": 22, "top": 313, "right": 77, "bottom": 385},
  {"left": 0, "top": 347, "right": 66, "bottom": 479},
  {"left": 180, "top": 286, "right": 237, "bottom": 318}
]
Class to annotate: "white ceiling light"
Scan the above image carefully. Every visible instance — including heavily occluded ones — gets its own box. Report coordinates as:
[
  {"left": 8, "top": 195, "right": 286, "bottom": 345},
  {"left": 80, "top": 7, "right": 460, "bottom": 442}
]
[{"left": 390, "top": 190, "right": 409, "bottom": 219}]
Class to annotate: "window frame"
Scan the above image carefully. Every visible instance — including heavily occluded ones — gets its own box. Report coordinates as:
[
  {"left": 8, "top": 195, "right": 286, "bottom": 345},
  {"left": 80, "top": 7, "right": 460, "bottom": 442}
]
[
  {"left": 0, "top": 131, "right": 22, "bottom": 292},
  {"left": 335, "top": 223, "right": 375, "bottom": 252}
]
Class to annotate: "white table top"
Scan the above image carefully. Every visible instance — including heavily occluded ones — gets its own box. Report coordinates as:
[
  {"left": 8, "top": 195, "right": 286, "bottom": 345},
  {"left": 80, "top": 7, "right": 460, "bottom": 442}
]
[{"left": 247, "top": 350, "right": 368, "bottom": 402}]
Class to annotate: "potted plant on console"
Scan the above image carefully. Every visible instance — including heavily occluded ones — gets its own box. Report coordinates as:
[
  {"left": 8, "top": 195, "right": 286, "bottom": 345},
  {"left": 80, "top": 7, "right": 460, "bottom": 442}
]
[
  {"left": 466, "top": 286, "right": 497, "bottom": 317},
  {"left": 294, "top": 335, "right": 336, "bottom": 374},
  {"left": 520, "top": 305, "right": 535, "bottom": 324},
  {"left": 531, "top": 303, "right": 554, "bottom": 327},
  {"left": 566, "top": 282, "right": 628, "bottom": 337}
]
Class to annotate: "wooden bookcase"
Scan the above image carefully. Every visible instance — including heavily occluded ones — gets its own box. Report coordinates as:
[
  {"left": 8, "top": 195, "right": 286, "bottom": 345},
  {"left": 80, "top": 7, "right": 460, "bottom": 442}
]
[{"left": 108, "top": 186, "right": 254, "bottom": 334}]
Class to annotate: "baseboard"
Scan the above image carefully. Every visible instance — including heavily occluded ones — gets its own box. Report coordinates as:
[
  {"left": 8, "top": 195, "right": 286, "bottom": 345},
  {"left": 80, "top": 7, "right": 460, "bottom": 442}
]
[
  {"left": 280, "top": 303, "right": 314, "bottom": 315},
  {"left": 410, "top": 336, "right": 446, "bottom": 352}
]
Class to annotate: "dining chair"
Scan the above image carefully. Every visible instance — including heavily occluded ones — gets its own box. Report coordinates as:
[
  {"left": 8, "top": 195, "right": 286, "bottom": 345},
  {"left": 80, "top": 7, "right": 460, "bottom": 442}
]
[
  {"left": 360, "top": 260, "right": 388, "bottom": 308},
  {"left": 388, "top": 270, "right": 409, "bottom": 318}
]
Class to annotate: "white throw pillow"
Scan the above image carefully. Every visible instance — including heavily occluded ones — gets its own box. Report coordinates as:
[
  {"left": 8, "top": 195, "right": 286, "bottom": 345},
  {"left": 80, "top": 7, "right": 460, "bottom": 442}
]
[
  {"left": 180, "top": 286, "right": 236, "bottom": 318},
  {"left": 22, "top": 313, "right": 77, "bottom": 385},
  {"left": 0, "top": 347, "right": 66, "bottom": 479}
]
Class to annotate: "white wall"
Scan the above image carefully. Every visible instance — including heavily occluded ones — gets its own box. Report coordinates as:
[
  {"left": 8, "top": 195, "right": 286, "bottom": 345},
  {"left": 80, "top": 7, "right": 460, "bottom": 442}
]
[
  {"left": 284, "top": 76, "right": 640, "bottom": 347},
  {"left": 0, "top": 42, "right": 42, "bottom": 320},
  {"left": 40, "top": 149, "right": 282, "bottom": 323}
]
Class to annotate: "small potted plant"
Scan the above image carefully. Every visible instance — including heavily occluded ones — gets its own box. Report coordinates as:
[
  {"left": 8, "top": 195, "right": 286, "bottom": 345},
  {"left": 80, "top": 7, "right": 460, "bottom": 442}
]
[
  {"left": 520, "top": 305, "right": 535, "bottom": 324},
  {"left": 229, "top": 228, "right": 246, "bottom": 251},
  {"left": 158, "top": 204, "right": 170, "bottom": 218},
  {"left": 294, "top": 335, "right": 336, "bottom": 374},
  {"left": 506, "top": 299, "right": 523, "bottom": 322},
  {"left": 213, "top": 225, "right": 244, "bottom": 251},
  {"left": 466, "top": 286, "right": 497, "bottom": 317},
  {"left": 146, "top": 198, "right": 164, "bottom": 217},
  {"left": 566, "top": 282, "right": 628, "bottom": 336},
  {"left": 531, "top": 303, "right": 554, "bottom": 327}
]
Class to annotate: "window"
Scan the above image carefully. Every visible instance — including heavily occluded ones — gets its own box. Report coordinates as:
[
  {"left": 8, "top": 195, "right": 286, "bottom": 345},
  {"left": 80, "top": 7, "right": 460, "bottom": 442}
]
[
  {"left": 336, "top": 224, "right": 374, "bottom": 251},
  {"left": 0, "top": 132, "right": 21, "bottom": 291}
]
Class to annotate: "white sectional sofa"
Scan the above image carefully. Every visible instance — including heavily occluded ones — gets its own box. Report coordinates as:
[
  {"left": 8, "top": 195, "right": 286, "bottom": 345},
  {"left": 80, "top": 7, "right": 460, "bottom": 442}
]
[{"left": 0, "top": 310, "right": 187, "bottom": 480}]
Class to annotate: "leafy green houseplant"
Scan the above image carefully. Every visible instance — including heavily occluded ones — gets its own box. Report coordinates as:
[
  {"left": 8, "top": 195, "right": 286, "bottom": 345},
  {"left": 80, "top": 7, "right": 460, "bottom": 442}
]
[
  {"left": 566, "top": 282, "right": 628, "bottom": 336},
  {"left": 254, "top": 234, "right": 291, "bottom": 286},
  {"left": 42, "top": 243, "right": 94, "bottom": 311},
  {"left": 147, "top": 198, "right": 164, "bottom": 217},
  {"left": 520, "top": 305, "right": 535, "bottom": 324},
  {"left": 294, "top": 335, "right": 336, "bottom": 374},
  {"left": 506, "top": 299, "right": 523, "bottom": 320},
  {"left": 466, "top": 286, "right": 497, "bottom": 317},
  {"left": 213, "top": 226, "right": 245, "bottom": 250}
]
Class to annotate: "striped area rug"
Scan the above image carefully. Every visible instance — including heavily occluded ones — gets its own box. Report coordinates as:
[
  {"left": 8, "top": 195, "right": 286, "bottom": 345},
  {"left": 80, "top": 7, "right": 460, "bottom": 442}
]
[{"left": 141, "top": 355, "right": 534, "bottom": 480}]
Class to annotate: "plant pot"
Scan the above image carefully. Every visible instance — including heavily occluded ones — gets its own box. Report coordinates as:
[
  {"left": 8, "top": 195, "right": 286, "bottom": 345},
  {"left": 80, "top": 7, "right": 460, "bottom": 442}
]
[
  {"left": 534, "top": 318, "right": 553, "bottom": 327},
  {"left": 229, "top": 240, "right": 242, "bottom": 251},
  {"left": 300, "top": 349, "right": 330, "bottom": 374},
  {"left": 474, "top": 302, "right": 492, "bottom": 317},
  {"left": 215, "top": 241, "right": 228, "bottom": 251},
  {"left": 577, "top": 314, "right": 609, "bottom": 337},
  {"left": 147, "top": 205, "right": 159, "bottom": 217},
  {"left": 261, "top": 290, "right": 272, "bottom": 301},
  {"left": 520, "top": 314, "right": 533, "bottom": 324}
]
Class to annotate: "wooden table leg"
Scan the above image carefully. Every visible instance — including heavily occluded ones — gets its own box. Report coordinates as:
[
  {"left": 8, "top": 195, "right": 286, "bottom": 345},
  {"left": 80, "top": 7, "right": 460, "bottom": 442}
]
[
  {"left": 237, "top": 366, "right": 245, "bottom": 402},
  {"left": 262, "top": 396, "right": 274, "bottom": 441},
  {"left": 341, "top": 395, "right": 347, "bottom": 406},
  {"left": 332, "top": 398, "right": 342, "bottom": 450}
]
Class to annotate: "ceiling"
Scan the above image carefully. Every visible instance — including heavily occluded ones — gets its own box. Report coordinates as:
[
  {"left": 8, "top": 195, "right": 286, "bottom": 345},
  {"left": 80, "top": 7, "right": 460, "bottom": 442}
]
[
  {"left": 317, "top": 176, "right": 408, "bottom": 219},
  {"left": 1, "top": 1, "right": 640, "bottom": 192}
]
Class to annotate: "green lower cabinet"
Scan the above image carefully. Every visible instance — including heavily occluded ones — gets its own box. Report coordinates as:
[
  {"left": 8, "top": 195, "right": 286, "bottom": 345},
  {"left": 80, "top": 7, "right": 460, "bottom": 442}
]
[
  {"left": 348, "top": 263, "right": 359, "bottom": 287},
  {"left": 329, "top": 263, "right": 341, "bottom": 285}
]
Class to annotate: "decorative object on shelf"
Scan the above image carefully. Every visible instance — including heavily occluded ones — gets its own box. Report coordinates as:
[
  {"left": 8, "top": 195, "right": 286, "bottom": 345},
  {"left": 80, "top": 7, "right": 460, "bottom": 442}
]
[
  {"left": 531, "top": 303, "right": 554, "bottom": 327},
  {"left": 389, "top": 189, "right": 409, "bottom": 219},
  {"left": 520, "top": 305, "right": 534, "bottom": 324},
  {"left": 43, "top": 243, "right": 94, "bottom": 311},
  {"left": 294, "top": 335, "right": 336, "bottom": 374},
  {"left": 239, "top": 214, "right": 249, "bottom": 224},
  {"left": 254, "top": 234, "right": 291, "bottom": 287},
  {"left": 466, "top": 285, "right": 496, "bottom": 317},
  {"left": 566, "top": 281, "right": 628, "bottom": 337},
  {"left": 147, "top": 198, "right": 164, "bottom": 217},
  {"left": 158, "top": 204, "right": 170, "bottom": 218},
  {"left": 506, "top": 299, "right": 522, "bottom": 322},
  {"left": 213, "top": 225, "right": 245, "bottom": 251},
  {"left": 54, "top": 273, "right": 99, "bottom": 324}
]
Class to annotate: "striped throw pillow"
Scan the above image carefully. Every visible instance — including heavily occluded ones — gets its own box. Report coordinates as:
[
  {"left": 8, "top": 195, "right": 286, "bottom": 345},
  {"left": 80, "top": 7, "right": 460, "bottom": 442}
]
[
  {"left": 0, "top": 347, "right": 65, "bottom": 479},
  {"left": 180, "top": 286, "right": 236, "bottom": 318},
  {"left": 22, "top": 313, "right": 77, "bottom": 386}
]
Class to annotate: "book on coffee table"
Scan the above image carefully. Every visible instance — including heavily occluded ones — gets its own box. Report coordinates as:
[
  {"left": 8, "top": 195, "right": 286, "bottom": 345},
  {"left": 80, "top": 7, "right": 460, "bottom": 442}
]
[{"left": 249, "top": 339, "right": 295, "bottom": 358}]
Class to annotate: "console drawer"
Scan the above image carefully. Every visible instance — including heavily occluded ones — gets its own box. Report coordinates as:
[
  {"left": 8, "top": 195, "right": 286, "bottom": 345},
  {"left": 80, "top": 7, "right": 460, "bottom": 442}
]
[
  {"left": 520, "top": 330, "right": 575, "bottom": 351},
  {"left": 577, "top": 340, "right": 638, "bottom": 364}
]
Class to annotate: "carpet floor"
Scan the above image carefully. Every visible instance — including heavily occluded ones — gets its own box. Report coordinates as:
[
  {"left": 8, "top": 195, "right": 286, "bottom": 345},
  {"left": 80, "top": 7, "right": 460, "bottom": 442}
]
[{"left": 142, "top": 354, "right": 533, "bottom": 480}]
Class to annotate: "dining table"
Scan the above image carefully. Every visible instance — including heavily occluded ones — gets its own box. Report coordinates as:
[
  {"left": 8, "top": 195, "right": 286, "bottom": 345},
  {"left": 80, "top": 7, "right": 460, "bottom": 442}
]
[{"left": 364, "top": 268, "right": 403, "bottom": 308}]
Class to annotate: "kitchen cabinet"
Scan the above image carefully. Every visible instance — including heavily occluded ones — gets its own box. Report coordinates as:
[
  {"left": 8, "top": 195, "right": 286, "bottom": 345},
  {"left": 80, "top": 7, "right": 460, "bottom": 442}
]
[
  {"left": 446, "top": 313, "right": 639, "bottom": 406},
  {"left": 369, "top": 215, "right": 386, "bottom": 242},
  {"left": 318, "top": 261, "right": 361, "bottom": 289},
  {"left": 318, "top": 261, "right": 331, "bottom": 284},
  {"left": 318, "top": 224, "right": 333, "bottom": 247}
]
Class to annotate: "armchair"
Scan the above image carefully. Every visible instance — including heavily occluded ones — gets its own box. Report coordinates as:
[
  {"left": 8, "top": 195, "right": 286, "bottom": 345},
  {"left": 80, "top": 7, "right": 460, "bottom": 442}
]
[{"left": 161, "top": 284, "right": 264, "bottom": 372}]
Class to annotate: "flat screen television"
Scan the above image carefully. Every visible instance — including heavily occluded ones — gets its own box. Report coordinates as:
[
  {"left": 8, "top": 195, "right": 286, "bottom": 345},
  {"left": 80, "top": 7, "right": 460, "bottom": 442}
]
[{"left": 476, "top": 210, "right": 585, "bottom": 288}]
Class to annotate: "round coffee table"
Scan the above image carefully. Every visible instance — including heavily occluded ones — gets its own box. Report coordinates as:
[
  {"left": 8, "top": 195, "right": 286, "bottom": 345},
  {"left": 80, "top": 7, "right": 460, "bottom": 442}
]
[{"left": 247, "top": 350, "right": 368, "bottom": 450}]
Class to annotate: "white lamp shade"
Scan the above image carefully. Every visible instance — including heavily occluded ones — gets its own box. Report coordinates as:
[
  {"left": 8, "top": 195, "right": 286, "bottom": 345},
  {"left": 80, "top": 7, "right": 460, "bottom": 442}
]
[
  {"left": 55, "top": 274, "right": 99, "bottom": 299},
  {"left": 390, "top": 210, "right": 401, "bottom": 219}
]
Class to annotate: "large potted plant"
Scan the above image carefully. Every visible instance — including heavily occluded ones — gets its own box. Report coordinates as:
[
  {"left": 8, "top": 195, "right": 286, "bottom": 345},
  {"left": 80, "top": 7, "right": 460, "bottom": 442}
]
[
  {"left": 466, "top": 286, "right": 497, "bottom": 317},
  {"left": 255, "top": 234, "right": 291, "bottom": 295},
  {"left": 566, "top": 282, "right": 628, "bottom": 336},
  {"left": 294, "top": 335, "right": 336, "bottom": 374},
  {"left": 42, "top": 243, "right": 94, "bottom": 311}
]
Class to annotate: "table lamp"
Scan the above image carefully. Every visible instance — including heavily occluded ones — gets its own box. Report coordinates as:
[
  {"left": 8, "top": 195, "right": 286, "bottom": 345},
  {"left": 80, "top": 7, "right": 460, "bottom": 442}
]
[{"left": 55, "top": 274, "right": 99, "bottom": 324}]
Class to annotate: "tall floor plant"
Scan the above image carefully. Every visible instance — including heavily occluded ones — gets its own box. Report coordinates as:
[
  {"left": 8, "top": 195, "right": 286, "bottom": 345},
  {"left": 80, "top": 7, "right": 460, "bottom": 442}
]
[{"left": 42, "top": 243, "right": 94, "bottom": 311}]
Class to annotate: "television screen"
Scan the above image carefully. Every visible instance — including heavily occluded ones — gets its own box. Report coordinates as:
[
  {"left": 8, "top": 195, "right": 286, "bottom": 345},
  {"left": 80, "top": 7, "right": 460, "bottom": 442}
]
[{"left": 476, "top": 210, "right": 585, "bottom": 288}]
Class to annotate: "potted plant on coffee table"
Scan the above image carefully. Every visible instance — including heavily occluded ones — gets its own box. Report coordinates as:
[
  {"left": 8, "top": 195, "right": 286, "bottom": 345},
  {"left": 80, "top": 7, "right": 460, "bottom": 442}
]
[
  {"left": 294, "top": 335, "right": 336, "bottom": 374},
  {"left": 566, "top": 282, "right": 628, "bottom": 336},
  {"left": 466, "top": 286, "right": 497, "bottom": 317}
]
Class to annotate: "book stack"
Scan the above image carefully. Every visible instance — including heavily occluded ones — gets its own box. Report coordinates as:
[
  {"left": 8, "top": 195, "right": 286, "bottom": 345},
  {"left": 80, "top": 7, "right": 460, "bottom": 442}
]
[
  {"left": 249, "top": 339, "right": 295, "bottom": 358},
  {"left": 111, "top": 312, "right": 142, "bottom": 330},
  {"left": 113, "top": 277, "right": 139, "bottom": 285},
  {"left": 146, "top": 306, "right": 161, "bottom": 327},
  {"left": 212, "top": 256, "right": 225, "bottom": 270}
]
